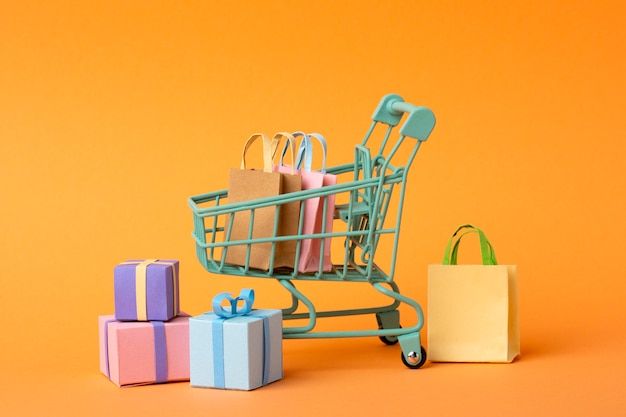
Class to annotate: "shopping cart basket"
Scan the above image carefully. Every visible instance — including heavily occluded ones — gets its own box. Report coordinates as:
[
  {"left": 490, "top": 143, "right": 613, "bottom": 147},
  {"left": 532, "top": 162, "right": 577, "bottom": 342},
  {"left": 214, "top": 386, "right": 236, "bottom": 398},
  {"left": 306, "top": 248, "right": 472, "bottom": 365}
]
[{"left": 189, "top": 94, "right": 436, "bottom": 368}]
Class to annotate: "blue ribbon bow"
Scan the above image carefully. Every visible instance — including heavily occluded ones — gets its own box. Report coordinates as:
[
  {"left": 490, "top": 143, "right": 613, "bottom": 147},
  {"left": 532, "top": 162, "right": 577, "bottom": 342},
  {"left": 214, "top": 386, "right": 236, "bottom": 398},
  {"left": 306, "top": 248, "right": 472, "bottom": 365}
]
[
  {"left": 211, "top": 289, "right": 271, "bottom": 389},
  {"left": 212, "top": 288, "right": 255, "bottom": 318}
]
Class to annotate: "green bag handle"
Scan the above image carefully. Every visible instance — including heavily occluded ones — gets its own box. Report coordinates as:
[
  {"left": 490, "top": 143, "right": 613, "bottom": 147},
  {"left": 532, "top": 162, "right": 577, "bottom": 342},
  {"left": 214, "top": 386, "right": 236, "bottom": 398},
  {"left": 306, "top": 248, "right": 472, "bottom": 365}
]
[
  {"left": 449, "top": 230, "right": 497, "bottom": 265},
  {"left": 442, "top": 224, "right": 498, "bottom": 265}
]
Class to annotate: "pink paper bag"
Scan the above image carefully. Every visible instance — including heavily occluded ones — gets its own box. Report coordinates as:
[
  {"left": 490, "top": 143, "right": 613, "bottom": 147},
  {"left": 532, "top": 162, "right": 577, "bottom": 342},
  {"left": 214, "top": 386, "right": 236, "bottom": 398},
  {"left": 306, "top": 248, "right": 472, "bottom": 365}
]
[{"left": 276, "top": 132, "right": 336, "bottom": 272}]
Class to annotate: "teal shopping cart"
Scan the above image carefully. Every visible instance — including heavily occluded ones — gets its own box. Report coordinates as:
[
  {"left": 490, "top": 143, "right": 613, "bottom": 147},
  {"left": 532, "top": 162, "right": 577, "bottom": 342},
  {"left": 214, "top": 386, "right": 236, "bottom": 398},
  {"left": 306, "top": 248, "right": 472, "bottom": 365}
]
[{"left": 188, "top": 94, "right": 436, "bottom": 368}]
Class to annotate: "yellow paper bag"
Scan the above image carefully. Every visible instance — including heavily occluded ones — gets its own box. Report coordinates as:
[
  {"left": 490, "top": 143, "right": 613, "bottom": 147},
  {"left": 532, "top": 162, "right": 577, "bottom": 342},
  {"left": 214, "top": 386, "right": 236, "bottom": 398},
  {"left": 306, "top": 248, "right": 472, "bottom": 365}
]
[{"left": 427, "top": 225, "right": 519, "bottom": 363}]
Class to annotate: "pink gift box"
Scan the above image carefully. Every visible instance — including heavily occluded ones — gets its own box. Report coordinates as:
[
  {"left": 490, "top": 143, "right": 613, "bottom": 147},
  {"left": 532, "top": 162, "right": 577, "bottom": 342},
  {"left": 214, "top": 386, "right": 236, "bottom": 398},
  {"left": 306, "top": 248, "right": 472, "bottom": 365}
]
[{"left": 98, "top": 315, "right": 189, "bottom": 387}]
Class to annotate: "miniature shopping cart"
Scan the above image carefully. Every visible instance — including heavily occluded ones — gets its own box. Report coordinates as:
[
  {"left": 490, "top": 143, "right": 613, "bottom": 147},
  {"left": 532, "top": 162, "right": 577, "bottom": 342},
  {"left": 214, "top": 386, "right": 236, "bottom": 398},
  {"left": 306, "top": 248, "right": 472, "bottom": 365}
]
[{"left": 188, "top": 94, "right": 436, "bottom": 368}]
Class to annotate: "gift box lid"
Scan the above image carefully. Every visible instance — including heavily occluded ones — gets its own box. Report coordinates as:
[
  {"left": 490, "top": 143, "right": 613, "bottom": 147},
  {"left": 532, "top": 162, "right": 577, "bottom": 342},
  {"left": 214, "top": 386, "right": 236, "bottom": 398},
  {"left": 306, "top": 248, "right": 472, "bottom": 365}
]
[{"left": 191, "top": 309, "right": 281, "bottom": 324}]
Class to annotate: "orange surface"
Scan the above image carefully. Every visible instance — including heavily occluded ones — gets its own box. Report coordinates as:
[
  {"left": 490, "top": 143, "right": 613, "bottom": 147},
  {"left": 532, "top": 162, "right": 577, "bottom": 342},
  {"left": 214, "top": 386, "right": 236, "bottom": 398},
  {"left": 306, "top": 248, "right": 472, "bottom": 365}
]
[{"left": 1, "top": 1, "right": 625, "bottom": 416}]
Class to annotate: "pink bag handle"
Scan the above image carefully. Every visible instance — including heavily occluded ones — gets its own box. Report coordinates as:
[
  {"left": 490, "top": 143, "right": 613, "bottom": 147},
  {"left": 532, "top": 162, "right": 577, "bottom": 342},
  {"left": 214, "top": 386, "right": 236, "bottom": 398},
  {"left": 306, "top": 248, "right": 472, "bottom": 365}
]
[{"left": 279, "top": 132, "right": 327, "bottom": 173}]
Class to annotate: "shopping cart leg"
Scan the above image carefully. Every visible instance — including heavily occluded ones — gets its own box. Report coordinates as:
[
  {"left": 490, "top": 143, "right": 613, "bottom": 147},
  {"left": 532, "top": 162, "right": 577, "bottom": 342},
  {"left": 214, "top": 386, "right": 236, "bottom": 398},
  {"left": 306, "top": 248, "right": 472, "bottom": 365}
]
[
  {"left": 282, "top": 281, "right": 400, "bottom": 322},
  {"left": 279, "top": 279, "right": 317, "bottom": 334},
  {"left": 282, "top": 290, "right": 299, "bottom": 315},
  {"left": 371, "top": 282, "right": 427, "bottom": 369},
  {"left": 374, "top": 281, "right": 403, "bottom": 345}
]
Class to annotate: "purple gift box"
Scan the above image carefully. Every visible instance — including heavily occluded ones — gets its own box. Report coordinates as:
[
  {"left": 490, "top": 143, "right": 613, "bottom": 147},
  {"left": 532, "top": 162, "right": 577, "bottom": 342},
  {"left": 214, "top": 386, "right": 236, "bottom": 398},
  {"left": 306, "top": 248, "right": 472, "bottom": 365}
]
[{"left": 114, "top": 259, "right": 180, "bottom": 322}]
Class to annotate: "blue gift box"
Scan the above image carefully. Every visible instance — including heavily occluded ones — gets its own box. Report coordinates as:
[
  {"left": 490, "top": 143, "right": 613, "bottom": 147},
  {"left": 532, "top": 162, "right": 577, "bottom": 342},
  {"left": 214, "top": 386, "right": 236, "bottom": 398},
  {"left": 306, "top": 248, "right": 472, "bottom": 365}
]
[{"left": 190, "top": 290, "right": 283, "bottom": 390}]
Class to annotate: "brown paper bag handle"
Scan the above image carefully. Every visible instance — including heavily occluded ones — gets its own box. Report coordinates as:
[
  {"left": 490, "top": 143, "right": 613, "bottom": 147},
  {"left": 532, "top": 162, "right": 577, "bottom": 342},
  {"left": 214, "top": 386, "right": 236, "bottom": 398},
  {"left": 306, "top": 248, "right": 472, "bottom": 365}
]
[
  {"left": 240, "top": 133, "right": 274, "bottom": 173},
  {"left": 270, "top": 132, "right": 297, "bottom": 175}
]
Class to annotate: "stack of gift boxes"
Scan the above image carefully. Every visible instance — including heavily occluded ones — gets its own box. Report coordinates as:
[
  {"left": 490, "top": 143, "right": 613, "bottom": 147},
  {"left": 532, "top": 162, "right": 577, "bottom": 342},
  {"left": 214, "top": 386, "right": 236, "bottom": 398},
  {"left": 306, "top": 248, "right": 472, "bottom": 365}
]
[{"left": 99, "top": 259, "right": 283, "bottom": 390}]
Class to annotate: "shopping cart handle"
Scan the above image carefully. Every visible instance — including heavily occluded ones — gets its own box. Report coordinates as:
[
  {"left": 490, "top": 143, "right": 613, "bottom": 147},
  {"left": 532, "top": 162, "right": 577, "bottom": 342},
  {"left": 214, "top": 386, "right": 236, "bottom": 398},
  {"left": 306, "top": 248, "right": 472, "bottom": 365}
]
[
  {"left": 399, "top": 107, "right": 435, "bottom": 141},
  {"left": 371, "top": 94, "right": 436, "bottom": 141},
  {"left": 389, "top": 101, "right": 416, "bottom": 114}
]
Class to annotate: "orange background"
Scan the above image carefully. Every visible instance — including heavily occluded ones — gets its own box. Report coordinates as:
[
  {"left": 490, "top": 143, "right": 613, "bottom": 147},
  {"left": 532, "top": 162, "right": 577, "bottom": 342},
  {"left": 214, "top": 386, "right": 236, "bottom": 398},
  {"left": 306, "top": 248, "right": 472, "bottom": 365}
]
[{"left": 1, "top": 1, "right": 625, "bottom": 415}]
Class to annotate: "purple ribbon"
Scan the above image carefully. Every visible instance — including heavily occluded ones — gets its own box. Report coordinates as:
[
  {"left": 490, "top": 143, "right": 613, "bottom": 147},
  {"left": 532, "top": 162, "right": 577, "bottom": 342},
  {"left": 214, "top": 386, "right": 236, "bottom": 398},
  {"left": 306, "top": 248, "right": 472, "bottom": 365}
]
[{"left": 151, "top": 321, "right": 168, "bottom": 383}]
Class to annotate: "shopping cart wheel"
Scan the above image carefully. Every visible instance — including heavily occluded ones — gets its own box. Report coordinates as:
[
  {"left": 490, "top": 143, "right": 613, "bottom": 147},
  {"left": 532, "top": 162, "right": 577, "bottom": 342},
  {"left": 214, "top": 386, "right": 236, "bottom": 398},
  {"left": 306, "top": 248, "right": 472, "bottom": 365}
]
[
  {"left": 401, "top": 346, "right": 427, "bottom": 369},
  {"left": 376, "top": 311, "right": 400, "bottom": 345},
  {"left": 378, "top": 325, "right": 400, "bottom": 345},
  {"left": 379, "top": 335, "right": 399, "bottom": 345}
]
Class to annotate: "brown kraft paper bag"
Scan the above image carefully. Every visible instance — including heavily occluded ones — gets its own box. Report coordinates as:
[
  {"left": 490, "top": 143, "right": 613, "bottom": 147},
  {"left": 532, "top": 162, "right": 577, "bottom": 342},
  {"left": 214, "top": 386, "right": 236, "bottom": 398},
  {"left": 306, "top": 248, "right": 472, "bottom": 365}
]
[{"left": 225, "top": 132, "right": 301, "bottom": 270}]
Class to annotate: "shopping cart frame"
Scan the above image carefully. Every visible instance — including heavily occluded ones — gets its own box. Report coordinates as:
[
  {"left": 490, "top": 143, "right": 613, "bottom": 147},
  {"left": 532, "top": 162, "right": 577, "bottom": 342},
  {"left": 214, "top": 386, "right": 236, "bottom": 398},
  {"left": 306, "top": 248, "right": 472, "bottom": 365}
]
[{"left": 189, "top": 94, "right": 436, "bottom": 368}]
